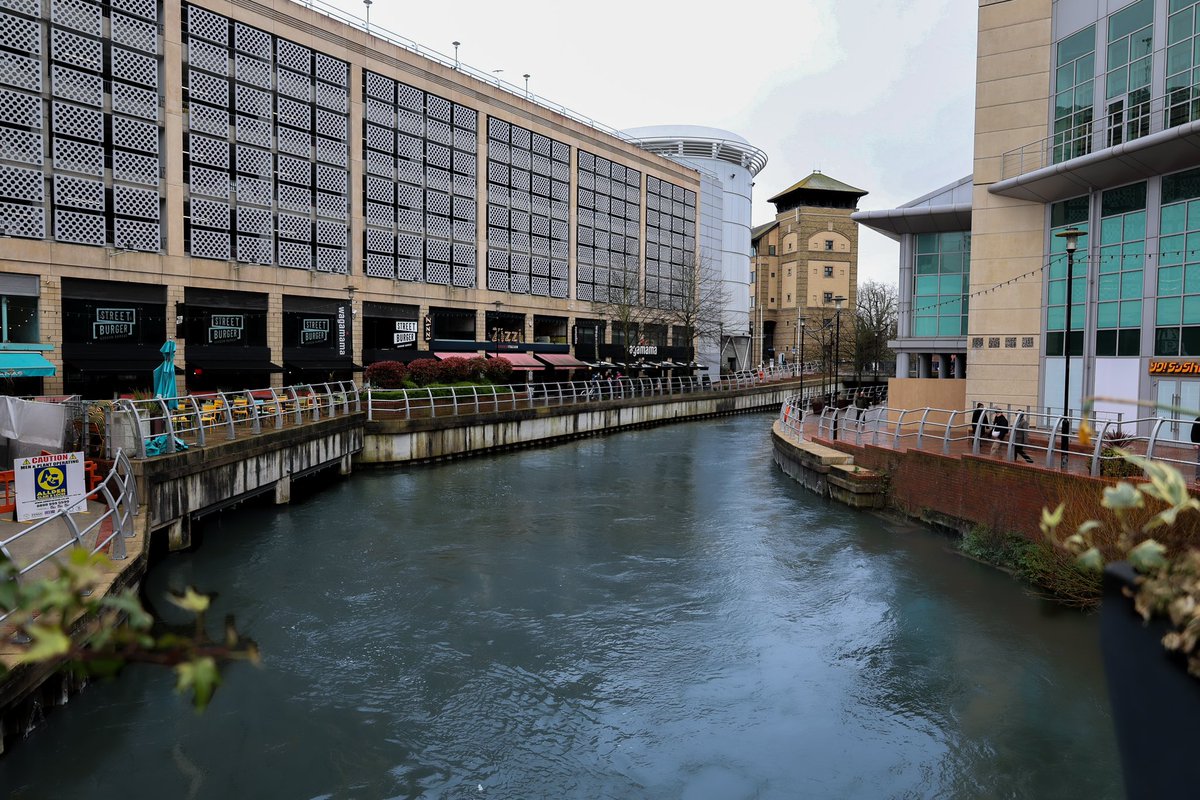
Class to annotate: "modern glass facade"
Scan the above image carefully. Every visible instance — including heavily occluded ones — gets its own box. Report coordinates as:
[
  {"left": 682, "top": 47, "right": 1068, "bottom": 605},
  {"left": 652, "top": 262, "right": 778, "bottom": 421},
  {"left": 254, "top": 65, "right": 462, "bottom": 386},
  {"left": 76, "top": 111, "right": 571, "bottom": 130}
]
[
  {"left": 1054, "top": 25, "right": 1096, "bottom": 163},
  {"left": 1104, "top": 0, "right": 1153, "bottom": 147},
  {"left": 1096, "top": 182, "right": 1146, "bottom": 355},
  {"left": 912, "top": 232, "right": 970, "bottom": 337},
  {"left": 1046, "top": 197, "right": 1089, "bottom": 356},
  {"left": 1156, "top": 167, "right": 1200, "bottom": 354}
]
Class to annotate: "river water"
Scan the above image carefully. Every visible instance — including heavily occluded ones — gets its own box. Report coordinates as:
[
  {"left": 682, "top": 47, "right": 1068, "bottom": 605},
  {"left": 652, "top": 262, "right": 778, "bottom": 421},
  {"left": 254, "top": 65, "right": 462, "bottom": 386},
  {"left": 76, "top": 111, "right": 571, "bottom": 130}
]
[{"left": 2, "top": 414, "right": 1120, "bottom": 799}]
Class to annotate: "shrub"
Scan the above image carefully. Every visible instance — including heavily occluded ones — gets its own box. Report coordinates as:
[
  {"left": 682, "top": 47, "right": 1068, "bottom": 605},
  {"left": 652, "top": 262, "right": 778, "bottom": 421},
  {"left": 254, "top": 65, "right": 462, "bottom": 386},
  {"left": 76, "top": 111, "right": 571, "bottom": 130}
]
[
  {"left": 482, "top": 358, "right": 514, "bottom": 384},
  {"left": 406, "top": 358, "right": 442, "bottom": 387},
  {"left": 1099, "top": 428, "right": 1141, "bottom": 478},
  {"left": 466, "top": 356, "right": 491, "bottom": 381},
  {"left": 438, "top": 356, "right": 473, "bottom": 383},
  {"left": 364, "top": 360, "right": 407, "bottom": 389}
]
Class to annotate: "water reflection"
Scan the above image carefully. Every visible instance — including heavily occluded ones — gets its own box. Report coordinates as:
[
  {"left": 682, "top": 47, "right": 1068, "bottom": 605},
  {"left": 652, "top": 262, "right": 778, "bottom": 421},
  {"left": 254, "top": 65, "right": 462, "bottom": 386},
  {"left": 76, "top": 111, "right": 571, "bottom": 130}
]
[{"left": 2, "top": 415, "right": 1119, "bottom": 799}]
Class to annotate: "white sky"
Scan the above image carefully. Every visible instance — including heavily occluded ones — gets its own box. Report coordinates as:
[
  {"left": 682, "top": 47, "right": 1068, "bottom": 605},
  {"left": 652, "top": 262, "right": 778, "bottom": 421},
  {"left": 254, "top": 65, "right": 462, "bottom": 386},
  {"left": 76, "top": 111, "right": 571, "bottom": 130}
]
[{"left": 326, "top": 0, "right": 979, "bottom": 288}]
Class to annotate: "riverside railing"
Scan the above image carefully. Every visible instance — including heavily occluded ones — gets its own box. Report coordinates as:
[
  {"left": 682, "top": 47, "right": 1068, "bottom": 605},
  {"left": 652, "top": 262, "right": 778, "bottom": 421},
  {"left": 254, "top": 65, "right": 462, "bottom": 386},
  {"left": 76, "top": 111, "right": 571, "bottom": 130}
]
[
  {"left": 782, "top": 397, "right": 1200, "bottom": 478},
  {"left": 365, "top": 367, "right": 840, "bottom": 421},
  {"left": 109, "top": 381, "right": 361, "bottom": 459},
  {"left": 0, "top": 449, "right": 138, "bottom": 617}
]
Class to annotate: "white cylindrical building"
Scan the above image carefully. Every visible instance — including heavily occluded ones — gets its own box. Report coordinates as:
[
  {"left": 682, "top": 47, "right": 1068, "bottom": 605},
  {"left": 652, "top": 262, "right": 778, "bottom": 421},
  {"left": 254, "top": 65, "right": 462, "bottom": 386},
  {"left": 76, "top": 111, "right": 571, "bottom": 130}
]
[{"left": 624, "top": 125, "right": 767, "bottom": 373}]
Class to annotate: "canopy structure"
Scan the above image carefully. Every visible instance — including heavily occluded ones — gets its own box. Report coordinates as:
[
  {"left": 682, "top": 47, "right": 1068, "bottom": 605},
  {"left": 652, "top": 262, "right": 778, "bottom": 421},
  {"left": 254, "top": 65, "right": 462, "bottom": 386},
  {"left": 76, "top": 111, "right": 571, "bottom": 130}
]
[
  {"left": 535, "top": 353, "right": 590, "bottom": 369},
  {"left": 488, "top": 353, "right": 544, "bottom": 370},
  {"left": 0, "top": 352, "right": 56, "bottom": 378}
]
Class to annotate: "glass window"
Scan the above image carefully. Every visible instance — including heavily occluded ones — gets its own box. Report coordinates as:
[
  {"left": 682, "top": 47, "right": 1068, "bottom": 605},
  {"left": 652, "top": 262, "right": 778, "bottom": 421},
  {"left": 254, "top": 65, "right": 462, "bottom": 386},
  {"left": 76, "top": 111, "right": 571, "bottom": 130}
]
[
  {"left": 1107, "top": 1, "right": 1153, "bottom": 147},
  {"left": 1, "top": 295, "right": 38, "bottom": 344},
  {"left": 1047, "top": 197, "right": 1090, "bottom": 355},
  {"left": 908, "top": 231, "right": 970, "bottom": 341},
  {"left": 1055, "top": 25, "right": 1096, "bottom": 162},
  {"left": 1166, "top": 5, "right": 1200, "bottom": 129}
]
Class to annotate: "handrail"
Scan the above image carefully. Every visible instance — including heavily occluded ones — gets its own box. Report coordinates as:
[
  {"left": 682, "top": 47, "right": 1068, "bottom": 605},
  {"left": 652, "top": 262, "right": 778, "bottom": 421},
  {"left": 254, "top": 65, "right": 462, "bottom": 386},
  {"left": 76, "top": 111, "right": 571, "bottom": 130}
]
[{"left": 0, "top": 449, "right": 139, "bottom": 620}]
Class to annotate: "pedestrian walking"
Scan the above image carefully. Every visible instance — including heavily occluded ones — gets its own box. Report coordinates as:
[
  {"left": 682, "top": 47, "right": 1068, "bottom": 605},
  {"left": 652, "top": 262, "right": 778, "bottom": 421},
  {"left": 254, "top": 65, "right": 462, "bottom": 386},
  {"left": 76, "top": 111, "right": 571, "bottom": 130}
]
[
  {"left": 970, "top": 403, "right": 986, "bottom": 444},
  {"left": 989, "top": 411, "right": 1009, "bottom": 456},
  {"left": 854, "top": 390, "right": 868, "bottom": 431},
  {"left": 1013, "top": 412, "right": 1034, "bottom": 463},
  {"left": 1191, "top": 416, "right": 1200, "bottom": 483}
]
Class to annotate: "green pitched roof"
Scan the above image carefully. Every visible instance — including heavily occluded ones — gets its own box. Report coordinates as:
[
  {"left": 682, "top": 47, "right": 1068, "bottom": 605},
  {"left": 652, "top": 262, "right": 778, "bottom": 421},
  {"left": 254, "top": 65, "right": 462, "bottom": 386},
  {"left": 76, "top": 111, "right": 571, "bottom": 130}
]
[{"left": 767, "top": 172, "right": 868, "bottom": 203}]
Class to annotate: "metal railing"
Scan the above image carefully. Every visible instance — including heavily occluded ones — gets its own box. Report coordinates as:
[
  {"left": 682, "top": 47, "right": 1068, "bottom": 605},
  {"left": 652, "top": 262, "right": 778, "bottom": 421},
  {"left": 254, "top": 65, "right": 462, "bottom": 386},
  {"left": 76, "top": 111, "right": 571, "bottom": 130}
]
[
  {"left": 366, "top": 367, "right": 838, "bottom": 421},
  {"left": 1000, "top": 85, "right": 1200, "bottom": 180},
  {"left": 780, "top": 397, "right": 1200, "bottom": 479},
  {"left": 0, "top": 449, "right": 138, "bottom": 618},
  {"left": 109, "top": 381, "right": 361, "bottom": 459}
]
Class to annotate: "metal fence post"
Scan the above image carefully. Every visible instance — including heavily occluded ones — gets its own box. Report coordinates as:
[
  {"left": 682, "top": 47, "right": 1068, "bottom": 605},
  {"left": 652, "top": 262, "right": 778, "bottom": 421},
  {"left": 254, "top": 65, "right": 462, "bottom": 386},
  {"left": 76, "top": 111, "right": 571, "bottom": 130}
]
[{"left": 943, "top": 410, "right": 957, "bottom": 455}]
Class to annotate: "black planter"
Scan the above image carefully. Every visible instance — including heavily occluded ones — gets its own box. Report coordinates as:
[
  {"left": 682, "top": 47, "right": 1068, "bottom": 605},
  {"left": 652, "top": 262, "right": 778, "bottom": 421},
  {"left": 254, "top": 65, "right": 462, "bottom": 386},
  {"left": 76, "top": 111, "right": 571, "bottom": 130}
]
[{"left": 1101, "top": 562, "right": 1200, "bottom": 800}]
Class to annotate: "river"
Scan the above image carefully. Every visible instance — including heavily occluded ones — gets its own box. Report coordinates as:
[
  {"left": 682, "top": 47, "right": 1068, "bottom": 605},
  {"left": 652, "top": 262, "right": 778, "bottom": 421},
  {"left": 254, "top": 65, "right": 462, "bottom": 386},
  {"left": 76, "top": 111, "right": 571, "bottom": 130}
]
[{"left": 1, "top": 414, "right": 1121, "bottom": 798}]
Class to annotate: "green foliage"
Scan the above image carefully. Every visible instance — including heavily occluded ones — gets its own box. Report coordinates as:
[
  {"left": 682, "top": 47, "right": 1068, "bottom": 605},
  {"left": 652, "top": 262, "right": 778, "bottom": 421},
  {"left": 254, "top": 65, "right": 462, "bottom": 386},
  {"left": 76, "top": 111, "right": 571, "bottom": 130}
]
[
  {"left": 0, "top": 549, "right": 258, "bottom": 710},
  {"left": 1043, "top": 449, "right": 1200, "bottom": 676},
  {"left": 960, "top": 523, "right": 1101, "bottom": 606},
  {"left": 364, "top": 360, "right": 408, "bottom": 389}
]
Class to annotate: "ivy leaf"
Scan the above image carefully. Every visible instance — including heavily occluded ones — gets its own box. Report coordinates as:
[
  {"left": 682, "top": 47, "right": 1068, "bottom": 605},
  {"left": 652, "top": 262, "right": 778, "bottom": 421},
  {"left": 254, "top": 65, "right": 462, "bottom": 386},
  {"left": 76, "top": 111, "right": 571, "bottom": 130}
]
[
  {"left": 101, "top": 591, "right": 154, "bottom": 630},
  {"left": 1075, "top": 547, "right": 1104, "bottom": 572},
  {"left": 1102, "top": 482, "right": 1144, "bottom": 511},
  {"left": 1040, "top": 503, "right": 1065, "bottom": 539},
  {"left": 13, "top": 623, "right": 72, "bottom": 665},
  {"left": 168, "top": 587, "right": 211, "bottom": 615},
  {"left": 174, "top": 656, "right": 221, "bottom": 710},
  {"left": 1129, "top": 539, "right": 1168, "bottom": 573}
]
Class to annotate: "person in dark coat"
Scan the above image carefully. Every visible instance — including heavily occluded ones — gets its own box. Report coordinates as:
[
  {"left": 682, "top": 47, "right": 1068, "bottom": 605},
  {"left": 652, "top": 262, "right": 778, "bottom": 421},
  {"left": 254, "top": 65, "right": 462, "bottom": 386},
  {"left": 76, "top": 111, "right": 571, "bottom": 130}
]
[
  {"left": 971, "top": 403, "right": 987, "bottom": 444},
  {"left": 989, "top": 411, "right": 1009, "bottom": 456},
  {"left": 1191, "top": 416, "right": 1200, "bottom": 482},
  {"left": 1013, "top": 413, "right": 1034, "bottom": 463}
]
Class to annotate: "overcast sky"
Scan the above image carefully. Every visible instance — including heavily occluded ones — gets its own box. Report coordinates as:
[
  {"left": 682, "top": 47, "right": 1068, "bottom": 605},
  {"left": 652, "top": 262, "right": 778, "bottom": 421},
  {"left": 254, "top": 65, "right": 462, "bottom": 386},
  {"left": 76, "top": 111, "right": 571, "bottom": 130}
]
[{"left": 328, "top": 0, "right": 979, "bottom": 287}]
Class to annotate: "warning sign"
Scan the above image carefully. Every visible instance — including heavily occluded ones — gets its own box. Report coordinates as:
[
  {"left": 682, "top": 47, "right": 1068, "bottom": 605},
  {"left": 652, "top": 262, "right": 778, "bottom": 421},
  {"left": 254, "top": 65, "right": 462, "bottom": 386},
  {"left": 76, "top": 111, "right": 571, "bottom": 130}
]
[{"left": 15, "top": 451, "right": 87, "bottom": 522}]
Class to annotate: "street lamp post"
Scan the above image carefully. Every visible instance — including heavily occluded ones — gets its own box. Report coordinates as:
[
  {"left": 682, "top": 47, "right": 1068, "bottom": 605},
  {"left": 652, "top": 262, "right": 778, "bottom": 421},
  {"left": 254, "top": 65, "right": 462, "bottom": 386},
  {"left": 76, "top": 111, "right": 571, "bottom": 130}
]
[
  {"left": 799, "top": 319, "right": 806, "bottom": 386},
  {"left": 1054, "top": 227, "right": 1082, "bottom": 470},
  {"left": 833, "top": 295, "right": 846, "bottom": 393},
  {"left": 363, "top": 0, "right": 372, "bottom": 32}
]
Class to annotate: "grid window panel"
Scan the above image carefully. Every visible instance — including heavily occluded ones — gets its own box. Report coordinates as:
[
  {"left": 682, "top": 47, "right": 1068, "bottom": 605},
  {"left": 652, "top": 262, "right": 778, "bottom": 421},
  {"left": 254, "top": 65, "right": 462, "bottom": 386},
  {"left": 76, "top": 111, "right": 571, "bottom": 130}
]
[
  {"left": 112, "top": 115, "right": 158, "bottom": 153},
  {"left": 236, "top": 205, "right": 272, "bottom": 235},
  {"left": 397, "top": 258, "right": 421, "bottom": 281},
  {"left": 315, "top": 191, "right": 347, "bottom": 220},
  {"left": 113, "top": 184, "right": 158, "bottom": 218},
  {"left": 366, "top": 124, "right": 394, "bottom": 153},
  {"left": 111, "top": 0, "right": 156, "bottom": 21},
  {"left": 315, "top": 110, "right": 347, "bottom": 140},
  {"left": 316, "top": 220, "right": 347, "bottom": 247},
  {"left": 452, "top": 219, "right": 474, "bottom": 242},
  {"left": 366, "top": 252, "right": 395, "bottom": 278},
  {"left": 3, "top": 52, "right": 43, "bottom": 94},
  {"left": 190, "top": 197, "right": 228, "bottom": 228},
  {"left": 426, "top": 261, "right": 450, "bottom": 285},
  {"left": 396, "top": 82, "right": 422, "bottom": 111},
  {"left": 236, "top": 176, "right": 272, "bottom": 207},
  {"left": 54, "top": 208, "right": 104, "bottom": 244},
  {"left": 366, "top": 201, "right": 393, "bottom": 227},
  {"left": 52, "top": 137, "right": 102, "bottom": 175},
  {"left": 452, "top": 265, "right": 474, "bottom": 288},
  {"left": 277, "top": 97, "right": 310, "bottom": 129},
  {"left": 489, "top": 271, "right": 509, "bottom": 291},
  {"left": 190, "top": 227, "right": 230, "bottom": 259},
  {"left": 0, "top": 200, "right": 44, "bottom": 237},
  {"left": 276, "top": 125, "right": 310, "bottom": 158},
  {"left": 112, "top": 13, "right": 157, "bottom": 54},
  {"left": 0, "top": 12, "right": 41, "bottom": 55},
  {"left": 234, "top": 85, "right": 271, "bottom": 117},
  {"left": 110, "top": 47, "right": 158, "bottom": 88},
  {"left": 53, "top": 101, "right": 103, "bottom": 141},
  {"left": 278, "top": 240, "right": 310, "bottom": 269},
  {"left": 365, "top": 71, "right": 393, "bottom": 101},
  {"left": 0, "top": 163, "right": 42, "bottom": 201},
  {"left": 315, "top": 163, "right": 347, "bottom": 194},
  {"left": 0, "top": 127, "right": 43, "bottom": 166},
  {"left": 188, "top": 6, "right": 229, "bottom": 46},
  {"left": 314, "top": 53, "right": 348, "bottom": 86},
  {"left": 188, "top": 69, "right": 228, "bottom": 107},
  {"left": 277, "top": 68, "right": 311, "bottom": 102},
  {"left": 114, "top": 218, "right": 159, "bottom": 251},
  {"left": 365, "top": 228, "right": 393, "bottom": 253},
  {"left": 234, "top": 53, "right": 271, "bottom": 88},
  {"left": 275, "top": 38, "right": 310, "bottom": 73},
  {"left": 365, "top": 149, "right": 393, "bottom": 178},
  {"left": 51, "top": 0, "right": 103, "bottom": 37},
  {"left": 189, "top": 133, "right": 228, "bottom": 169},
  {"left": 235, "top": 115, "right": 271, "bottom": 147},
  {"left": 236, "top": 235, "right": 272, "bottom": 264},
  {"left": 315, "top": 81, "right": 348, "bottom": 113},
  {"left": 427, "top": 118, "right": 451, "bottom": 146},
  {"left": 278, "top": 212, "right": 310, "bottom": 241},
  {"left": 113, "top": 81, "right": 158, "bottom": 120},
  {"left": 113, "top": 149, "right": 159, "bottom": 185}
]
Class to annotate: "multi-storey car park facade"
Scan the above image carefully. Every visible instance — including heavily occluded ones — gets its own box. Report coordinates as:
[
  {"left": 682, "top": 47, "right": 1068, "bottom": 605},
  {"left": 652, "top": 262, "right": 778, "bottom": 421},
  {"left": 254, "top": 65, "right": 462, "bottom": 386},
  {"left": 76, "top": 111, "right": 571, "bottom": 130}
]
[
  {"left": 856, "top": 0, "right": 1200, "bottom": 443},
  {"left": 0, "top": 0, "right": 709, "bottom": 397}
]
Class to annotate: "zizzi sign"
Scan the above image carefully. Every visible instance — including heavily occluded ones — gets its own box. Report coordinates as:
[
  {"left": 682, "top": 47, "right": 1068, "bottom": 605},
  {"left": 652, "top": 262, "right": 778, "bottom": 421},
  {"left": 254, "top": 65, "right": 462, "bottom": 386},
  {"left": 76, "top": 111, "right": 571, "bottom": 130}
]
[
  {"left": 1149, "top": 360, "right": 1200, "bottom": 375},
  {"left": 489, "top": 327, "right": 522, "bottom": 343},
  {"left": 208, "top": 314, "right": 244, "bottom": 343},
  {"left": 393, "top": 320, "right": 417, "bottom": 347},
  {"left": 93, "top": 308, "right": 136, "bottom": 339}
]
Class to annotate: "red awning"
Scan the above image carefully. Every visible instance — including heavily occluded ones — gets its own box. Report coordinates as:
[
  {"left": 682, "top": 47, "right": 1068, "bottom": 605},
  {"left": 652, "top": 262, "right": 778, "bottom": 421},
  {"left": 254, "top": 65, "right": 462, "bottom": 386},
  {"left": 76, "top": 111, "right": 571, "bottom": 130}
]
[
  {"left": 535, "top": 353, "right": 591, "bottom": 369},
  {"left": 435, "top": 352, "right": 477, "bottom": 360},
  {"left": 488, "top": 352, "right": 545, "bottom": 370}
]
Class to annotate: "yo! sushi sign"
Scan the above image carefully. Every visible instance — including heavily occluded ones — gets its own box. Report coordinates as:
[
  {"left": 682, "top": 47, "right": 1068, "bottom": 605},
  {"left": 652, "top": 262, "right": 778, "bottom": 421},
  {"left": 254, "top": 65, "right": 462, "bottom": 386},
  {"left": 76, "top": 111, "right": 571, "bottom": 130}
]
[{"left": 14, "top": 451, "right": 88, "bottom": 521}]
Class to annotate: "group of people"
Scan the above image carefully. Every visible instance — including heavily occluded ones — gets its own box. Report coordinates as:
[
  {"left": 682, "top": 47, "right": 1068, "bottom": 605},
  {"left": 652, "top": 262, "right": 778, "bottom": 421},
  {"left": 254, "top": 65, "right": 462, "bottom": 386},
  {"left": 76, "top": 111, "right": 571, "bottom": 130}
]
[{"left": 970, "top": 403, "right": 1035, "bottom": 463}]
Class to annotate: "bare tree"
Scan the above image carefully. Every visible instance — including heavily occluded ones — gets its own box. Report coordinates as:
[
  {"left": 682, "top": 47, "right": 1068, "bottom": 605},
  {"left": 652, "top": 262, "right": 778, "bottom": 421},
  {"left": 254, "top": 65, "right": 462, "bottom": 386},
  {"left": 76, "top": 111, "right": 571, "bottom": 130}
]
[
  {"left": 668, "top": 249, "right": 730, "bottom": 363},
  {"left": 590, "top": 265, "right": 667, "bottom": 366},
  {"left": 854, "top": 280, "right": 898, "bottom": 381}
]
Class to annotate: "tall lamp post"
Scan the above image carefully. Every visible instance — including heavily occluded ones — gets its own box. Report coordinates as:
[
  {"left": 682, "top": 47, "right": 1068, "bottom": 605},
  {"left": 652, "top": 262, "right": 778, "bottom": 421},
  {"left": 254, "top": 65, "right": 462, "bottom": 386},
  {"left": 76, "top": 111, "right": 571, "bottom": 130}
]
[
  {"left": 799, "top": 318, "right": 806, "bottom": 384},
  {"left": 1054, "top": 227, "right": 1082, "bottom": 470},
  {"left": 833, "top": 295, "right": 846, "bottom": 395}
]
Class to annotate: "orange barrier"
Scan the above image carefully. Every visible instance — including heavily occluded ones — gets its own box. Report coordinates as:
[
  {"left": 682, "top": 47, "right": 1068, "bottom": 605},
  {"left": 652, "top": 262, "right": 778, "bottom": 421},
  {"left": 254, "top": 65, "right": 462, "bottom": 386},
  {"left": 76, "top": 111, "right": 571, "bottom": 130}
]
[{"left": 0, "top": 470, "right": 14, "bottom": 514}]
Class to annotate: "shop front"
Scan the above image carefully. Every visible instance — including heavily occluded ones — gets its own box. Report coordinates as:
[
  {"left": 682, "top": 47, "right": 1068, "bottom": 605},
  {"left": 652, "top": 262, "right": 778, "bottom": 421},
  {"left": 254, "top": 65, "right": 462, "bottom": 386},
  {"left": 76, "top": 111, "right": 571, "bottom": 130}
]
[
  {"left": 282, "top": 296, "right": 357, "bottom": 385},
  {"left": 573, "top": 319, "right": 606, "bottom": 364},
  {"left": 426, "top": 307, "right": 479, "bottom": 354},
  {"left": 0, "top": 273, "right": 54, "bottom": 397},
  {"left": 363, "top": 302, "right": 423, "bottom": 364},
  {"left": 182, "top": 288, "right": 278, "bottom": 391},
  {"left": 61, "top": 278, "right": 168, "bottom": 399}
]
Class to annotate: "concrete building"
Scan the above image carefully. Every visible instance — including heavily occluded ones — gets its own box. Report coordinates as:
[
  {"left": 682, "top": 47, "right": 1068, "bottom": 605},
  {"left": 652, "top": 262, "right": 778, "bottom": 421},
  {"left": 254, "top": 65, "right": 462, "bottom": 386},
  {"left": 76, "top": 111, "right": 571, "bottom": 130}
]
[
  {"left": 856, "top": 0, "right": 1200, "bottom": 442},
  {"left": 0, "top": 0, "right": 704, "bottom": 397},
  {"left": 750, "top": 172, "right": 866, "bottom": 368},
  {"left": 625, "top": 125, "right": 768, "bottom": 373}
]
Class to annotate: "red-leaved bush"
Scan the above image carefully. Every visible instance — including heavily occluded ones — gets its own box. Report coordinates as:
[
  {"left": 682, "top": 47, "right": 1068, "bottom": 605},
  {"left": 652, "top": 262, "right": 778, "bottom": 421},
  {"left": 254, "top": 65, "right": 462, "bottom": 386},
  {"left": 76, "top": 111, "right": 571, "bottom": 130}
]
[
  {"left": 438, "top": 356, "right": 473, "bottom": 382},
  {"left": 482, "top": 358, "right": 514, "bottom": 384},
  {"left": 406, "top": 358, "right": 443, "bottom": 386},
  {"left": 364, "top": 360, "right": 407, "bottom": 388},
  {"left": 466, "top": 357, "right": 490, "bottom": 381}
]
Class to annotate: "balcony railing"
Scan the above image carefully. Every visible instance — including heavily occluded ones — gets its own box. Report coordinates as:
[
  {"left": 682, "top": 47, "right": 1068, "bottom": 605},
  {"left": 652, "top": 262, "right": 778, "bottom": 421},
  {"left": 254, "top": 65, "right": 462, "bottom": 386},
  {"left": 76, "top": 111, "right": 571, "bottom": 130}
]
[{"left": 1000, "top": 87, "right": 1200, "bottom": 180}]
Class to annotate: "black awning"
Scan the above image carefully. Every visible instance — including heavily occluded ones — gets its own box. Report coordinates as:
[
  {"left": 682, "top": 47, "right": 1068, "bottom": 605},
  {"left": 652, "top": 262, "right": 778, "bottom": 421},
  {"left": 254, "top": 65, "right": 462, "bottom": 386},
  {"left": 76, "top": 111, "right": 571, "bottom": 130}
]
[
  {"left": 284, "top": 360, "right": 362, "bottom": 372},
  {"left": 68, "top": 359, "right": 178, "bottom": 374},
  {"left": 189, "top": 358, "right": 283, "bottom": 373}
]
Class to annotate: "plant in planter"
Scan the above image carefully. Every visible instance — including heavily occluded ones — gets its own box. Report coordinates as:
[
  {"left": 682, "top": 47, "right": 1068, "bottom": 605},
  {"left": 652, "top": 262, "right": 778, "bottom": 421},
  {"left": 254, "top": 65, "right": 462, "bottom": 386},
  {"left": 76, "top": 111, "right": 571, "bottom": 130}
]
[
  {"left": 1098, "top": 428, "right": 1142, "bottom": 478},
  {"left": 364, "top": 360, "right": 407, "bottom": 389},
  {"left": 1043, "top": 451, "right": 1200, "bottom": 799}
]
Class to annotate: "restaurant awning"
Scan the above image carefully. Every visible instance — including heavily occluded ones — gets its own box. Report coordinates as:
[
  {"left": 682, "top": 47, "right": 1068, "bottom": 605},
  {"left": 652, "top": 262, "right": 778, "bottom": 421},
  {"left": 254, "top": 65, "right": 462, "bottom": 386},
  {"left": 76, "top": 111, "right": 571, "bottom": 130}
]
[
  {"left": 535, "top": 353, "right": 591, "bottom": 369},
  {"left": 488, "top": 352, "right": 545, "bottom": 370},
  {"left": 189, "top": 358, "right": 283, "bottom": 373},
  {"left": 0, "top": 351, "right": 56, "bottom": 377},
  {"left": 435, "top": 352, "right": 478, "bottom": 360}
]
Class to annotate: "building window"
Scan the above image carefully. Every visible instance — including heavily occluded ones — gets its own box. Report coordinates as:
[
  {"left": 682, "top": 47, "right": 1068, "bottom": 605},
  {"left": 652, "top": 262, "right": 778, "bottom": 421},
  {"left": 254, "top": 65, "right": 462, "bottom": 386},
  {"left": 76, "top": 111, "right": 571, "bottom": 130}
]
[
  {"left": 823, "top": 265, "right": 834, "bottom": 277},
  {"left": 768, "top": 245, "right": 776, "bottom": 255},
  {"left": 1094, "top": 182, "right": 1145, "bottom": 356},
  {"left": 823, "top": 291, "right": 833, "bottom": 303},
  {"left": 750, "top": 271, "right": 755, "bottom": 283},
  {"left": 1046, "top": 196, "right": 1090, "bottom": 356},
  {"left": 1167, "top": 2, "right": 1200, "bottom": 129},
  {"left": 913, "top": 231, "right": 971, "bottom": 337},
  {"left": 1053, "top": 24, "right": 1096, "bottom": 163},
  {"left": 824, "top": 239, "right": 833, "bottom": 250},
  {"left": 1106, "top": 0, "right": 1153, "bottom": 147},
  {"left": 1155, "top": 167, "right": 1200, "bottom": 355},
  {"left": 786, "top": 294, "right": 791, "bottom": 302}
]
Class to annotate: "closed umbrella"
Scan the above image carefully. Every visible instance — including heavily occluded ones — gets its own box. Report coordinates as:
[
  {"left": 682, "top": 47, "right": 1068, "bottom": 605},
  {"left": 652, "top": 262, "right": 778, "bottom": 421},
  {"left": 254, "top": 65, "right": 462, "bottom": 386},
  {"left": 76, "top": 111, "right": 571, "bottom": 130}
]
[{"left": 153, "top": 340, "right": 178, "bottom": 410}]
